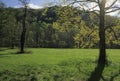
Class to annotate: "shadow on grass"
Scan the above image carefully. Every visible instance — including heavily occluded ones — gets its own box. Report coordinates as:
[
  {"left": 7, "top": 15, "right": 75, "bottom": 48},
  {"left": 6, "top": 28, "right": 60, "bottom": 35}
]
[
  {"left": 87, "top": 63, "right": 120, "bottom": 81},
  {"left": 0, "top": 48, "right": 10, "bottom": 51},
  {"left": 0, "top": 53, "right": 18, "bottom": 58},
  {"left": 109, "top": 70, "right": 120, "bottom": 81},
  {"left": 16, "top": 51, "right": 32, "bottom": 54},
  {"left": 0, "top": 51, "right": 32, "bottom": 57},
  {"left": 87, "top": 63, "right": 105, "bottom": 81}
]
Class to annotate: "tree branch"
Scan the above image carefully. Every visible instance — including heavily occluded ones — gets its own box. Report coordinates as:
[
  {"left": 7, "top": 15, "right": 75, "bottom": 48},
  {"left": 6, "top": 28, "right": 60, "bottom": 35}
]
[
  {"left": 106, "top": 7, "right": 120, "bottom": 13},
  {"left": 68, "top": 0, "right": 98, "bottom": 6},
  {"left": 110, "top": 27, "right": 118, "bottom": 40},
  {"left": 105, "top": 0, "right": 117, "bottom": 11}
]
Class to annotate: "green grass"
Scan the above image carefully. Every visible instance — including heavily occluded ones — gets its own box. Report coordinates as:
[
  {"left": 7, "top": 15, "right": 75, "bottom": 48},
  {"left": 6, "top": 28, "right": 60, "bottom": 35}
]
[{"left": 0, "top": 48, "right": 120, "bottom": 81}]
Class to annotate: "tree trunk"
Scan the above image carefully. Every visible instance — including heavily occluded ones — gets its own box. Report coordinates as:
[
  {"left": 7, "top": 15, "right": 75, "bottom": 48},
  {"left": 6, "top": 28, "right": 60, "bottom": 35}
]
[
  {"left": 20, "top": 6, "right": 27, "bottom": 53},
  {"left": 11, "top": 40, "right": 15, "bottom": 49},
  {"left": 98, "top": 0, "right": 107, "bottom": 64},
  {"left": 35, "top": 32, "right": 39, "bottom": 48}
]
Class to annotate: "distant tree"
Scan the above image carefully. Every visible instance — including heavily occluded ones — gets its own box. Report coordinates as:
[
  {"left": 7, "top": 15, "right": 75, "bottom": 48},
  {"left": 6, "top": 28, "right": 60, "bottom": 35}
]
[
  {"left": 5, "top": 9, "right": 18, "bottom": 49},
  {"left": 105, "top": 16, "right": 120, "bottom": 48},
  {"left": 19, "top": 0, "right": 30, "bottom": 53},
  {"left": 0, "top": 2, "right": 6, "bottom": 47},
  {"left": 53, "top": 6, "right": 82, "bottom": 47},
  {"left": 1, "top": 4, "right": 120, "bottom": 49}
]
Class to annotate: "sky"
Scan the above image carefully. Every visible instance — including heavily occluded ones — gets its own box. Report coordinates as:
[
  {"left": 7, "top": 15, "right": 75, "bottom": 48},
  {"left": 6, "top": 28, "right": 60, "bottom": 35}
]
[
  {"left": 0, "top": 0, "right": 120, "bottom": 16},
  {"left": 0, "top": 0, "right": 53, "bottom": 9}
]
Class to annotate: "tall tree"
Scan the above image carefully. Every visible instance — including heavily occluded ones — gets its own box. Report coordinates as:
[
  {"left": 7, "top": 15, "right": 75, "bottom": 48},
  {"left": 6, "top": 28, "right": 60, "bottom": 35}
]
[
  {"left": 19, "top": 0, "right": 30, "bottom": 53},
  {"left": 62, "top": 0, "right": 120, "bottom": 64},
  {"left": 98, "top": 0, "right": 106, "bottom": 64}
]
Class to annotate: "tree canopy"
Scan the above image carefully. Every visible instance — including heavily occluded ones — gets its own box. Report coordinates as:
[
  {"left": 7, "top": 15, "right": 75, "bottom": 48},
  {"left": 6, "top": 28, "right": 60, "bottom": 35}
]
[{"left": 0, "top": 5, "right": 120, "bottom": 48}]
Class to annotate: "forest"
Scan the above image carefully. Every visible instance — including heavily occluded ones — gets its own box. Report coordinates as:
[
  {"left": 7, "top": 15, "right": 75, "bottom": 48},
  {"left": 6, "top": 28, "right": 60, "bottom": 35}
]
[
  {"left": 0, "top": 4, "right": 120, "bottom": 49},
  {"left": 0, "top": 0, "right": 120, "bottom": 81}
]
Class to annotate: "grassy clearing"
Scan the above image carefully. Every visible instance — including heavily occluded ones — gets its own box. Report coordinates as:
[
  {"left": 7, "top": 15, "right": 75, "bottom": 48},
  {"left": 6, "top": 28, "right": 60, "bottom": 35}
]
[{"left": 0, "top": 48, "right": 120, "bottom": 81}]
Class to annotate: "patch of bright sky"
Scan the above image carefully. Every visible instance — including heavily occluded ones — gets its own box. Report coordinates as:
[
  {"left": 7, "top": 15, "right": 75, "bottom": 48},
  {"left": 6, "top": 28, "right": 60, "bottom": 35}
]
[
  {"left": 0, "top": 0, "right": 54, "bottom": 9},
  {"left": 0, "top": 0, "right": 120, "bottom": 16},
  {"left": 73, "top": 0, "right": 120, "bottom": 16}
]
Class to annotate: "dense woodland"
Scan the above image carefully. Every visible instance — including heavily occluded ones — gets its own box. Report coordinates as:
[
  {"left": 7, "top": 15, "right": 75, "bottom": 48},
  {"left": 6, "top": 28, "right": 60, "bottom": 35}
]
[{"left": 0, "top": 5, "right": 120, "bottom": 48}]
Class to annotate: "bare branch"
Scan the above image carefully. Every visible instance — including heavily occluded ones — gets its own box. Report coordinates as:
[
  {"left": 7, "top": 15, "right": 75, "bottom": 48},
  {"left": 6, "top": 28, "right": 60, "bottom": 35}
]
[
  {"left": 83, "top": 3, "right": 99, "bottom": 11},
  {"left": 89, "top": 10, "right": 99, "bottom": 16},
  {"left": 105, "top": 25, "right": 118, "bottom": 40},
  {"left": 106, "top": 7, "right": 120, "bottom": 13},
  {"left": 105, "top": 0, "right": 117, "bottom": 11},
  {"left": 89, "top": 4, "right": 98, "bottom": 10},
  {"left": 68, "top": 0, "right": 98, "bottom": 6},
  {"left": 19, "top": 0, "right": 30, "bottom": 7},
  {"left": 105, "top": 19, "right": 119, "bottom": 30},
  {"left": 110, "top": 27, "right": 118, "bottom": 40}
]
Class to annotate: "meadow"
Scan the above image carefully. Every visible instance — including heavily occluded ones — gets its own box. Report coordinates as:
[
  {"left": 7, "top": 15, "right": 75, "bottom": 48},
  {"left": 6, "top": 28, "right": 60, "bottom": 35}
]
[{"left": 0, "top": 48, "right": 120, "bottom": 81}]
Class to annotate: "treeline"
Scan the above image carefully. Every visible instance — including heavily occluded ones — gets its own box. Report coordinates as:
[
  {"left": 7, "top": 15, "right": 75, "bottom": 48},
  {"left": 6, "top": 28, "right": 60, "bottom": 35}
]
[{"left": 0, "top": 6, "right": 120, "bottom": 48}]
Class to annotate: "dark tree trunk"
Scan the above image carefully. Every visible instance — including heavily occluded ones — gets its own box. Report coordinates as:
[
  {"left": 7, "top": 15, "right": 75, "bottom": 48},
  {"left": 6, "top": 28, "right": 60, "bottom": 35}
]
[
  {"left": 20, "top": 6, "right": 27, "bottom": 53},
  {"left": 11, "top": 34, "right": 15, "bottom": 49},
  {"left": 11, "top": 41, "right": 15, "bottom": 49},
  {"left": 87, "top": 63, "right": 105, "bottom": 81},
  {"left": 35, "top": 32, "right": 39, "bottom": 48},
  {"left": 98, "top": 0, "right": 107, "bottom": 64}
]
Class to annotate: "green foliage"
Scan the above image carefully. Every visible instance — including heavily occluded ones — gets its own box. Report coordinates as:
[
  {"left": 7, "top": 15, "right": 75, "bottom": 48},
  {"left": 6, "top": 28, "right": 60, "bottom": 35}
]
[
  {"left": 0, "top": 6, "right": 120, "bottom": 48},
  {"left": 0, "top": 8, "right": 20, "bottom": 48}
]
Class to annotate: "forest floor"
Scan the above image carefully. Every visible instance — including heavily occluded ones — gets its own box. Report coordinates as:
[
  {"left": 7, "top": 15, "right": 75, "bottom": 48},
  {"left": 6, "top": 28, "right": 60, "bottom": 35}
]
[{"left": 0, "top": 48, "right": 120, "bottom": 81}]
